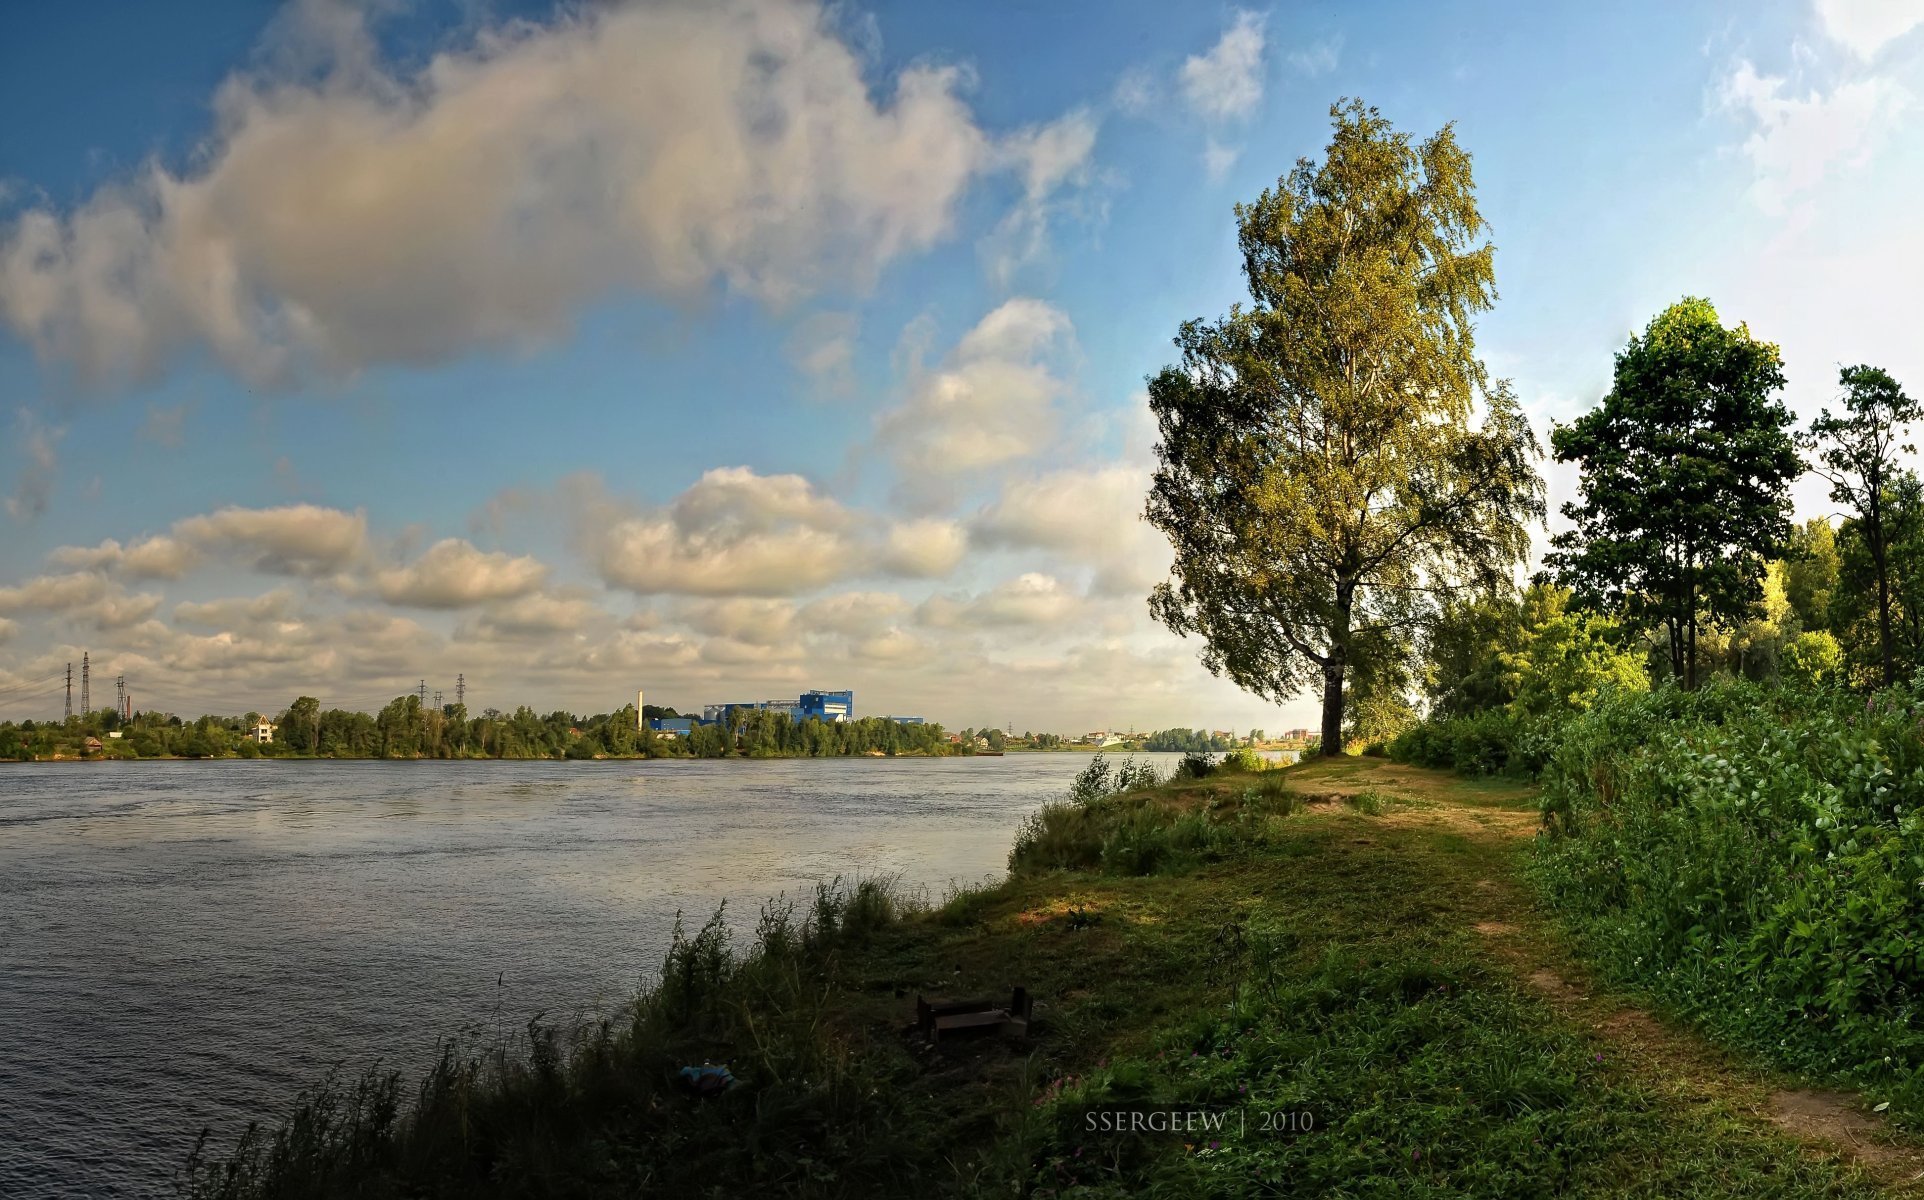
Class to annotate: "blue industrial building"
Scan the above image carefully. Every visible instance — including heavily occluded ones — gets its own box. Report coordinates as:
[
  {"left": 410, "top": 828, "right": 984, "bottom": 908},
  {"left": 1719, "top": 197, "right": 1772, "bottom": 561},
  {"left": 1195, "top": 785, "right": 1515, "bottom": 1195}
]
[
  {"left": 643, "top": 688, "right": 926, "bottom": 732},
  {"left": 702, "top": 689, "right": 856, "bottom": 726}
]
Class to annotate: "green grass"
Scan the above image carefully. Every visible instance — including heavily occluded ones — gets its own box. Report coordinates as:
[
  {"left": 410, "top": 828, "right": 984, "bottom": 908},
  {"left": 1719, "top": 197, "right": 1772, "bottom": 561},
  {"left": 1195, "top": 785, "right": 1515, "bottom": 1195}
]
[{"left": 180, "top": 756, "right": 1910, "bottom": 1199}]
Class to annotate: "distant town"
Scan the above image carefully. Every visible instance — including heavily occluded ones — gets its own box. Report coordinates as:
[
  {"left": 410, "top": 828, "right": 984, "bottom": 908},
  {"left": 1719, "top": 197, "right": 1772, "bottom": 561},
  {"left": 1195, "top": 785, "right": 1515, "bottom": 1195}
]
[{"left": 0, "top": 665, "right": 1313, "bottom": 761}]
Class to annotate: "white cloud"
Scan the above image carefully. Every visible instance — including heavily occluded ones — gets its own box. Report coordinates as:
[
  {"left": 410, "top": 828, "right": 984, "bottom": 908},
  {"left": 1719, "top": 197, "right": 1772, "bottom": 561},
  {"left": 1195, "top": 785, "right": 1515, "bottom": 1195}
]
[
  {"left": 879, "top": 517, "right": 968, "bottom": 578},
  {"left": 1815, "top": 0, "right": 1924, "bottom": 58},
  {"left": 878, "top": 298, "right": 1073, "bottom": 480},
  {"left": 797, "top": 591, "right": 911, "bottom": 636},
  {"left": 1112, "top": 65, "right": 1159, "bottom": 115},
  {"left": 1180, "top": 11, "right": 1267, "bottom": 121},
  {"left": 174, "top": 503, "right": 369, "bottom": 575},
  {"left": 1286, "top": 36, "right": 1342, "bottom": 77},
  {"left": 1203, "top": 139, "right": 1240, "bottom": 181},
  {"left": 373, "top": 538, "right": 547, "bottom": 608},
  {"left": 981, "top": 109, "right": 1101, "bottom": 286},
  {"left": 77, "top": 591, "right": 164, "bottom": 630},
  {"left": 918, "top": 572, "right": 1085, "bottom": 628},
  {"left": 49, "top": 535, "right": 197, "bottom": 579},
  {"left": 1719, "top": 59, "right": 1911, "bottom": 213},
  {"left": 173, "top": 588, "right": 301, "bottom": 629},
  {"left": 0, "top": 571, "right": 110, "bottom": 613},
  {"left": 5, "top": 408, "right": 63, "bottom": 520},
  {"left": 972, "top": 463, "right": 1168, "bottom": 596},
  {"left": 590, "top": 467, "right": 860, "bottom": 597},
  {"left": 785, "top": 311, "right": 860, "bottom": 395},
  {"left": 0, "top": 0, "right": 1070, "bottom": 386},
  {"left": 674, "top": 597, "right": 800, "bottom": 646},
  {"left": 466, "top": 591, "right": 606, "bottom": 637}
]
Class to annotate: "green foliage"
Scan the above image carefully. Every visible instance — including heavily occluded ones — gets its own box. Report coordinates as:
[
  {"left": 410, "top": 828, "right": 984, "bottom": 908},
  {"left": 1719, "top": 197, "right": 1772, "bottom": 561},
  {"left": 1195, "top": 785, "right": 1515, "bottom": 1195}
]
[
  {"left": 1009, "top": 754, "right": 1287, "bottom": 877},
  {"left": 1143, "top": 727, "right": 1236, "bottom": 752},
  {"left": 1783, "top": 518, "right": 1840, "bottom": 634},
  {"left": 1832, "top": 471, "right": 1924, "bottom": 687},
  {"left": 1533, "top": 680, "right": 1924, "bottom": 1119},
  {"left": 1388, "top": 710, "right": 1536, "bottom": 777},
  {"left": 1145, "top": 99, "right": 1541, "bottom": 753},
  {"left": 180, "top": 879, "right": 926, "bottom": 1199},
  {"left": 1782, "top": 629, "right": 1844, "bottom": 688},
  {"left": 1397, "top": 583, "right": 1644, "bottom": 778},
  {"left": 1803, "top": 365, "right": 1920, "bottom": 685},
  {"left": 1547, "top": 298, "right": 1801, "bottom": 689}
]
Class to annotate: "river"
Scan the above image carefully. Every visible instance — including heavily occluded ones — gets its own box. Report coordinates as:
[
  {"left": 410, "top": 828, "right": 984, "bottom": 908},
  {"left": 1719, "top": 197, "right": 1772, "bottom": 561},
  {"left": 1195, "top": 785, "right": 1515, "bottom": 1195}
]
[{"left": 0, "top": 753, "right": 1196, "bottom": 1198}]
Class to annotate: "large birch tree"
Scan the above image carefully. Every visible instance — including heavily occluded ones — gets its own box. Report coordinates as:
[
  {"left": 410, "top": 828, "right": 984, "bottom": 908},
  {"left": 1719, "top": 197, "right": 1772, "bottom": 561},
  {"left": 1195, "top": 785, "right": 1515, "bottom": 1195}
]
[{"left": 1145, "top": 100, "right": 1543, "bottom": 754}]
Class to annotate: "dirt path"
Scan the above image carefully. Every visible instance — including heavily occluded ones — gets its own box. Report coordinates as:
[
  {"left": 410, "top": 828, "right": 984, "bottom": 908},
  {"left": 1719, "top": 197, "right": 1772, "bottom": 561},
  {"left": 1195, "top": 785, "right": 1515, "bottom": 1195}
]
[{"left": 1298, "top": 758, "right": 1924, "bottom": 1193}]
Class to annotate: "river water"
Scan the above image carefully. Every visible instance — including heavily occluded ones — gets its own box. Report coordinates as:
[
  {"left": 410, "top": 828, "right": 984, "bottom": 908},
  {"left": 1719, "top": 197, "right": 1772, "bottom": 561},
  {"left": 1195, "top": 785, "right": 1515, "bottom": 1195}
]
[{"left": 0, "top": 753, "right": 1192, "bottom": 1198}]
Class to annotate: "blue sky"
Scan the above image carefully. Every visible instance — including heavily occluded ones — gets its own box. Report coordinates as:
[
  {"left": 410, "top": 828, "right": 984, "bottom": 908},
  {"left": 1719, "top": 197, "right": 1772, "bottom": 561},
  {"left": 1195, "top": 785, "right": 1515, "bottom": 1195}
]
[{"left": 2, "top": 0, "right": 1921, "bottom": 729}]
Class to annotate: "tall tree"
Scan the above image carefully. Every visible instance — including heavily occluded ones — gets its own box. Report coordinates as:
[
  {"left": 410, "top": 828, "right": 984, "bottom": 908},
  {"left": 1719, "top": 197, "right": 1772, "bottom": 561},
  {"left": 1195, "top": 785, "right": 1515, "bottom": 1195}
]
[
  {"left": 1545, "top": 298, "right": 1800, "bottom": 689},
  {"left": 1782, "top": 517, "right": 1840, "bottom": 634},
  {"left": 1145, "top": 99, "right": 1544, "bottom": 754},
  {"left": 1802, "top": 365, "right": 1919, "bottom": 685}
]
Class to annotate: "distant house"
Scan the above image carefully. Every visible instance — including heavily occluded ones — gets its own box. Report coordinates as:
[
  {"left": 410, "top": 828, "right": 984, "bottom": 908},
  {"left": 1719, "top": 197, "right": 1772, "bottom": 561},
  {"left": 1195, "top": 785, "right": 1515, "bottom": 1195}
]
[
  {"left": 250, "top": 721, "right": 275, "bottom": 744},
  {"left": 83, "top": 736, "right": 104, "bottom": 754}
]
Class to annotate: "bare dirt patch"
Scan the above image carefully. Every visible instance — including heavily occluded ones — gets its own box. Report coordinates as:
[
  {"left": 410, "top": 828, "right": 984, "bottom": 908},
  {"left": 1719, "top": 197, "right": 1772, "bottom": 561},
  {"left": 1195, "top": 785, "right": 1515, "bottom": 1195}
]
[
  {"left": 1471, "top": 920, "right": 1517, "bottom": 936},
  {"left": 1767, "top": 1090, "right": 1924, "bottom": 1177}
]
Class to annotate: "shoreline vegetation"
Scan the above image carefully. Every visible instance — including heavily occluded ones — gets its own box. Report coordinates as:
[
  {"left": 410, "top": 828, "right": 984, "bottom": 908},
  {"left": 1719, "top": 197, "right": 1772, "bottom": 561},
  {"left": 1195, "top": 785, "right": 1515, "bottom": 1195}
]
[
  {"left": 179, "top": 748, "right": 1924, "bottom": 1199},
  {"left": 1, "top": 696, "right": 1305, "bottom": 764}
]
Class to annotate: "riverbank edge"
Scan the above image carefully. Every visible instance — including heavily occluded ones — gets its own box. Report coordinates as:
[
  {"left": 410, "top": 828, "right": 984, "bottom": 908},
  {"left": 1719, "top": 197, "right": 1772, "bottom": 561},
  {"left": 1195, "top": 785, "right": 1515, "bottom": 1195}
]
[{"left": 175, "top": 754, "right": 1921, "bottom": 1199}]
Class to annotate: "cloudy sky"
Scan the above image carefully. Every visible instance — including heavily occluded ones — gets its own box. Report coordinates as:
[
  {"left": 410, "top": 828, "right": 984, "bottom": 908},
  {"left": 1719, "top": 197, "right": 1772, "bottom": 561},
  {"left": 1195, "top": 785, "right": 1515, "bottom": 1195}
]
[{"left": 1, "top": 0, "right": 1921, "bottom": 731}]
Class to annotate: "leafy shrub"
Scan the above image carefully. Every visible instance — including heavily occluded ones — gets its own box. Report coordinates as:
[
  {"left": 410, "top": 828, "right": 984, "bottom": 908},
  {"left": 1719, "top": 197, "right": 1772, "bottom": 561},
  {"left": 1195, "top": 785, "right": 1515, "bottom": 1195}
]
[
  {"left": 1173, "top": 751, "right": 1216, "bottom": 780},
  {"left": 1533, "top": 678, "right": 1924, "bottom": 1120},
  {"left": 1218, "top": 747, "right": 1265, "bottom": 773},
  {"left": 1387, "top": 707, "right": 1573, "bottom": 778}
]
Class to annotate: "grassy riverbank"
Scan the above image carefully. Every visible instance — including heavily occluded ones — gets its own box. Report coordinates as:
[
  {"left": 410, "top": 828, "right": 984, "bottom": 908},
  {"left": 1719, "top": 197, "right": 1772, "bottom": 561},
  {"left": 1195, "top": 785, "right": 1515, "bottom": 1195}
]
[{"left": 182, "top": 756, "right": 1924, "bottom": 1198}]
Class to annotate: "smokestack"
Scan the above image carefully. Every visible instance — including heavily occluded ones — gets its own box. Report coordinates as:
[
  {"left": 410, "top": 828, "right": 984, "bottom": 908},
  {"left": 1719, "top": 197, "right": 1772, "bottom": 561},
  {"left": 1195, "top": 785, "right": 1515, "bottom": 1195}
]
[{"left": 637, "top": 689, "right": 645, "bottom": 731}]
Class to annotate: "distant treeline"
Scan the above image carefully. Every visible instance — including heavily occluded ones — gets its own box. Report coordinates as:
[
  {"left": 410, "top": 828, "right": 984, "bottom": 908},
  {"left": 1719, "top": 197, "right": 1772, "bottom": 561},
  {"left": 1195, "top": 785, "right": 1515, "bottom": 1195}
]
[
  {"left": 1140, "top": 727, "right": 1237, "bottom": 753},
  {"left": 0, "top": 696, "right": 962, "bottom": 761}
]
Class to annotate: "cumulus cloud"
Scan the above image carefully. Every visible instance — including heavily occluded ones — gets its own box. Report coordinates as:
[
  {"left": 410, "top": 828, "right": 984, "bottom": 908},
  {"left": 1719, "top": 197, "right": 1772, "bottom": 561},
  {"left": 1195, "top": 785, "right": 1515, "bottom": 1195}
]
[
  {"left": 1180, "top": 10, "right": 1267, "bottom": 121},
  {"left": 465, "top": 591, "right": 606, "bottom": 638},
  {"left": 878, "top": 298, "right": 1073, "bottom": 481},
  {"left": 49, "top": 535, "right": 197, "bottom": 579},
  {"left": 0, "top": 571, "right": 111, "bottom": 614},
  {"left": 5, "top": 408, "right": 63, "bottom": 520},
  {"left": 879, "top": 517, "right": 968, "bottom": 577},
  {"left": 797, "top": 590, "right": 911, "bottom": 636},
  {"left": 1815, "top": 0, "right": 1924, "bottom": 58},
  {"left": 0, "top": 0, "right": 1100, "bottom": 387},
  {"left": 918, "top": 572, "right": 1085, "bottom": 629},
  {"left": 589, "top": 467, "right": 860, "bottom": 597},
  {"left": 174, "top": 503, "right": 368, "bottom": 575},
  {"left": 373, "top": 537, "right": 547, "bottom": 608},
  {"left": 972, "top": 463, "right": 1168, "bottom": 595},
  {"left": 1719, "top": 60, "right": 1911, "bottom": 213},
  {"left": 673, "top": 596, "right": 800, "bottom": 646},
  {"left": 582, "top": 466, "right": 967, "bottom": 597},
  {"left": 77, "top": 591, "right": 164, "bottom": 630},
  {"left": 173, "top": 588, "right": 301, "bottom": 629}
]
